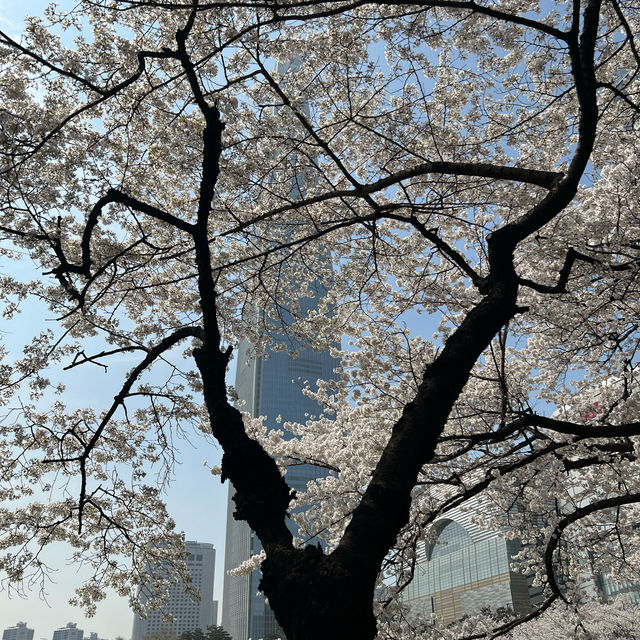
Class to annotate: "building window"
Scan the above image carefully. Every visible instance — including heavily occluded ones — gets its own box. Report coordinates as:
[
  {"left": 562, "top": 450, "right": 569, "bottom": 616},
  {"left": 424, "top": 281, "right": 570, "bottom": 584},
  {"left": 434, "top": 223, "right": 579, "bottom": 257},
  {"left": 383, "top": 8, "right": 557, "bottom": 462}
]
[{"left": 428, "top": 520, "right": 473, "bottom": 560}]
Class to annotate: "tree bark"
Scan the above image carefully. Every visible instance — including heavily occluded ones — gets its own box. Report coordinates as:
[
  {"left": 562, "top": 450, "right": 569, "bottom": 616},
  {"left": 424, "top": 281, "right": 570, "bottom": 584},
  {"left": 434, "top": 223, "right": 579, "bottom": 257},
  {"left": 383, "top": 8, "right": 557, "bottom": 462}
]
[{"left": 261, "top": 545, "right": 378, "bottom": 640}]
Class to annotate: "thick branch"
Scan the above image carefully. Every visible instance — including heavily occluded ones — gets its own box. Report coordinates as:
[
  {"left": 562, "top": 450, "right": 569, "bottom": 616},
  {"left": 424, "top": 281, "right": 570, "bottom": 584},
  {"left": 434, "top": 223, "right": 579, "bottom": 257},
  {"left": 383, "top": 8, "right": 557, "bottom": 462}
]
[
  {"left": 222, "top": 161, "right": 562, "bottom": 238},
  {"left": 406, "top": 216, "right": 483, "bottom": 286},
  {"left": 386, "top": 0, "right": 570, "bottom": 41},
  {"left": 168, "top": 13, "right": 294, "bottom": 551},
  {"left": 544, "top": 492, "right": 640, "bottom": 601},
  {"left": 256, "top": 57, "right": 380, "bottom": 212},
  {"left": 1, "top": 49, "right": 176, "bottom": 173},
  {"left": 608, "top": 0, "right": 640, "bottom": 69},
  {"left": 516, "top": 412, "right": 640, "bottom": 439},
  {"left": 42, "top": 188, "right": 194, "bottom": 304},
  {"left": 173, "top": 1, "right": 212, "bottom": 117},
  {"left": 110, "top": 1, "right": 570, "bottom": 42},
  {"left": 518, "top": 247, "right": 598, "bottom": 293},
  {"left": 596, "top": 81, "right": 640, "bottom": 114},
  {"left": 49, "top": 188, "right": 193, "bottom": 278},
  {"left": 333, "top": 275, "right": 518, "bottom": 579},
  {"left": 0, "top": 29, "right": 105, "bottom": 95},
  {"left": 193, "top": 328, "right": 295, "bottom": 550},
  {"left": 328, "top": 0, "right": 602, "bottom": 597},
  {"left": 487, "top": 0, "right": 601, "bottom": 264}
]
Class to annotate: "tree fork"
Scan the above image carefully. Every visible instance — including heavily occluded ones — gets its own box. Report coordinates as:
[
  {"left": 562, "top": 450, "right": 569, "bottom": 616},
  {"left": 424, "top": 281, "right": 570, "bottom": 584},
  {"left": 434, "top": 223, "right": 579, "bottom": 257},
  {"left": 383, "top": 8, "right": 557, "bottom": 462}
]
[{"left": 260, "top": 545, "right": 378, "bottom": 640}]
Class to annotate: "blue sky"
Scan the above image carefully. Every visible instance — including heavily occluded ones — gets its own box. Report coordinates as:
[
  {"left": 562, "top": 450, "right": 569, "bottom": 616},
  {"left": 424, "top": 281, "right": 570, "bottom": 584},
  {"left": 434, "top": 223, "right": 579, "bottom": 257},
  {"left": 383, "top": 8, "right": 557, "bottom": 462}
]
[{"left": 0, "top": 3, "right": 229, "bottom": 639}]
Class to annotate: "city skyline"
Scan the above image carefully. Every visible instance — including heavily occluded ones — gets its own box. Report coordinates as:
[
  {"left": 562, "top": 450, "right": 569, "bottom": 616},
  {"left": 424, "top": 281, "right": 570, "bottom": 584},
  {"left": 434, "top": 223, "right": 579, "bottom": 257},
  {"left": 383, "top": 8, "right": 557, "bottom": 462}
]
[
  {"left": 0, "top": 410, "right": 228, "bottom": 618},
  {"left": 0, "top": 508, "right": 225, "bottom": 640}
]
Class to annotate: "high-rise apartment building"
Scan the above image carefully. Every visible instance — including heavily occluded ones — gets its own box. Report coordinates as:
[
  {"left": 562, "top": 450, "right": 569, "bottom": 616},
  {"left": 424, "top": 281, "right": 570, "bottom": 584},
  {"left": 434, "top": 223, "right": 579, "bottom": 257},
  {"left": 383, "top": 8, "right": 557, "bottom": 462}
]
[
  {"left": 2, "top": 622, "right": 34, "bottom": 640},
  {"left": 52, "top": 624, "right": 83, "bottom": 640},
  {"left": 131, "top": 541, "right": 216, "bottom": 640}
]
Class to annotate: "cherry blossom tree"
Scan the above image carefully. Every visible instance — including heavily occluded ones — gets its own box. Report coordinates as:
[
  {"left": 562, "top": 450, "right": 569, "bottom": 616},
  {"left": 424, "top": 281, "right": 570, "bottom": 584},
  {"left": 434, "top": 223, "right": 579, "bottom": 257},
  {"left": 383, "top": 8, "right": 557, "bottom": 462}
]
[{"left": 0, "top": 1, "right": 639, "bottom": 639}]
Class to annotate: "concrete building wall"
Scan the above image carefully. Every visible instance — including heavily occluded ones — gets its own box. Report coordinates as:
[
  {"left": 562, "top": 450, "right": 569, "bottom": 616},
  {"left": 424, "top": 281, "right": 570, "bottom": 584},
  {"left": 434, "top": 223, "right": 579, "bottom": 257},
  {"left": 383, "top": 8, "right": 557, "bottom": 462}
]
[
  {"left": 52, "top": 624, "right": 83, "bottom": 640},
  {"left": 2, "top": 623, "right": 34, "bottom": 640},
  {"left": 131, "top": 541, "right": 216, "bottom": 640}
]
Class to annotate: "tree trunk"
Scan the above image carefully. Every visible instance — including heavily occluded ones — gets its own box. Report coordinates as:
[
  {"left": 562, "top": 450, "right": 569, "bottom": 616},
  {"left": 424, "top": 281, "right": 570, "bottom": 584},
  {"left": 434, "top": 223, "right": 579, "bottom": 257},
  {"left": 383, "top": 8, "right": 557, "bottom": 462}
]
[{"left": 260, "top": 545, "right": 378, "bottom": 640}]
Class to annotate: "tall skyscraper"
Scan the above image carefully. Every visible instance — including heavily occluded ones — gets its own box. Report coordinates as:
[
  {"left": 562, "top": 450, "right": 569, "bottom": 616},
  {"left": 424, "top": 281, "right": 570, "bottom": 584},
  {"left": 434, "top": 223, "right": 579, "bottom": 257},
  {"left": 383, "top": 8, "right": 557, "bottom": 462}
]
[
  {"left": 2, "top": 622, "right": 34, "bottom": 640},
  {"left": 221, "top": 337, "right": 338, "bottom": 640},
  {"left": 221, "top": 56, "right": 338, "bottom": 640},
  {"left": 131, "top": 541, "right": 216, "bottom": 640}
]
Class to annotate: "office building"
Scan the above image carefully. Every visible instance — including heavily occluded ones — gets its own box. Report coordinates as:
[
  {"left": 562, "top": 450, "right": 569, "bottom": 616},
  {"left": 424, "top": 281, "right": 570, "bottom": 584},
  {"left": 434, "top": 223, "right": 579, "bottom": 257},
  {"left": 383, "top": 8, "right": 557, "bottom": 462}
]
[
  {"left": 2, "top": 623, "right": 34, "bottom": 640},
  {"left": 404, "top": 474, "right": 640, "bottom": 625},
  {"left": 221, "top": 56, "right": 339, "bottom": 640},
  {"left": 52, "top": 624, "right": 83, "bottom": 640},
  {"left": 596, "top": 574, "right": 640, "bottom": 604},
  {"left": 221, "top": 337, "right": 338, "bottom": 640},
  {"left": 403, "top": 499, "right": 537, "bottom": 626},
  {"left": 131, "top": 541, "right": 216, "bottom": 640}
]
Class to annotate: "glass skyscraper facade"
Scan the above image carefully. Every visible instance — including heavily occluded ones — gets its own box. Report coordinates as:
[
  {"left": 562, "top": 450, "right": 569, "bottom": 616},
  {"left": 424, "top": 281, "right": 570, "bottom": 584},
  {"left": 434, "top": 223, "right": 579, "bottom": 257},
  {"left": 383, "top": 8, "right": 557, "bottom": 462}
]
[
  {"left": 221, "top": 337, "right": 338, "bottom": 640},
  {"left": 596, "top": 574, "right": 640, "bottom": 604},
  {"left": 404, "top": 506, "right": 640, "bottom": 627},
  {"left": 221, "top": 55, "right": 338, "bottom": 640}
]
